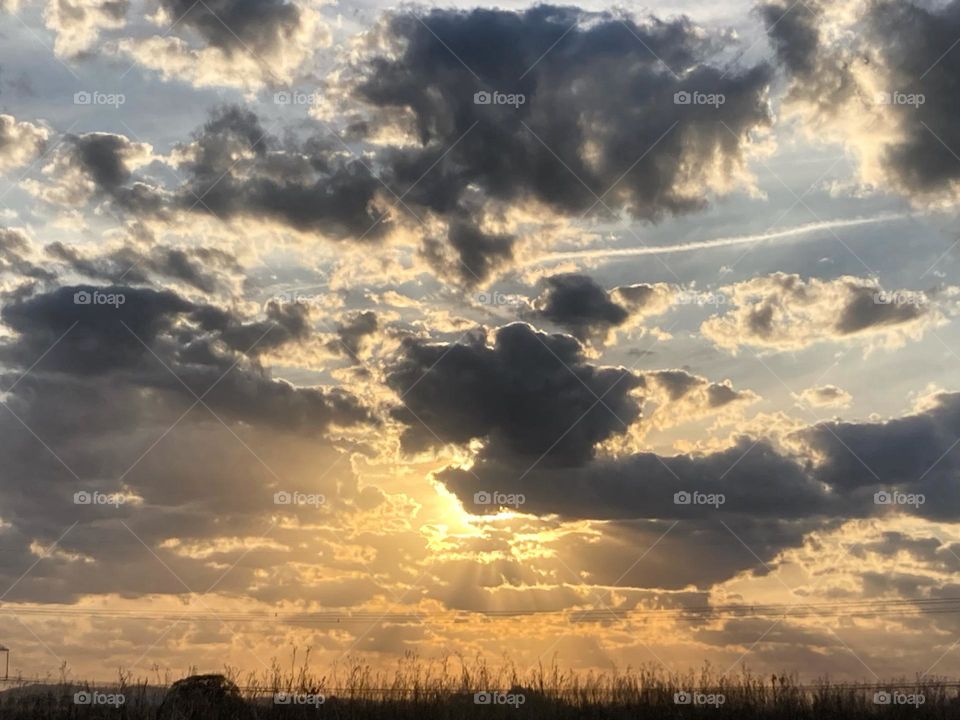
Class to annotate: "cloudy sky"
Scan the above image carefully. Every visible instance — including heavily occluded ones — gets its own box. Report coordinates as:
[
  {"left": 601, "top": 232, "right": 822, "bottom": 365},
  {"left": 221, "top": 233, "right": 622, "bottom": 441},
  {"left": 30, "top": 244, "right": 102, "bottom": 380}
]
[{"left": 1, "top": 0, "right": 960, "bottom": 684}]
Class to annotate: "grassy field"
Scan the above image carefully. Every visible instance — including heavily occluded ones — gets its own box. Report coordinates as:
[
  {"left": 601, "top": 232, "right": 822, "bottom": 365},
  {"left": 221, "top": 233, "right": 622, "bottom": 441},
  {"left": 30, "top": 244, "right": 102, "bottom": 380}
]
[{"left": 0, "top": 655, "right": 955, "bottom": 718}]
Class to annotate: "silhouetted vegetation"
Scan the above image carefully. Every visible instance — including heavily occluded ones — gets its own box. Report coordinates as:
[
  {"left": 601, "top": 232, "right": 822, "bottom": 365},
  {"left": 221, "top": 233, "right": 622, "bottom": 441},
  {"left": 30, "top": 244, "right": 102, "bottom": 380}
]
[{"left": 0, "top": 654, "right": 956, "bottom": 718}]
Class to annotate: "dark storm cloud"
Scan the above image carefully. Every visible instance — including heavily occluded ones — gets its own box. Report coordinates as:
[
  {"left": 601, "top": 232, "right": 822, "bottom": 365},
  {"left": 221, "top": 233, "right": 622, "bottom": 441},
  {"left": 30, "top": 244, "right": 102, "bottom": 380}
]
[
  {"left": 46, "top": 241, "right": 239, "bottom": 293},
  {"left": 794, "top": 391, "right": 960, "bottom": 518},
  {"left": 641, "top": 369, "right": 754, "bottom": 412},
  {"left": 444, "top": 219, "right": 515, "bottom": 283},
  {"left": 1, "top": 284, "right": 194, "bottom": 375},
  {"left": 527, "top": 273, "right": 628, "bottom": 342},
  {"left": 853, "top": 532, "right": 944, "bottom": 563},
  {"left": 865, "top": 0, "right": 960, "bottom": 196},
  {"left": 354, "top": 5, "right": 772, "bottom": 277},
  {"left": 706, "top": 382, "right": 743, "bottom": 408},
  {"left": 206, "top": 300, "right": 312, "bottom": 355},
  {"left": 385, "top": 320, "right": 960, "bottom": 589},
  {"left": 387, "top": 326, "right": 773, "bottom": 510},
  {"left": 46, "top": 109, "right": 389, "bottom": 242},
  {"left": 762, "top": 0, "right": 960, "bottom": 199},
  {"left": 159, "top": 0, "right": 301, "bottom": 55},
  {"left": 563, "top": 519, "right": 820, "bottom": 590},
  {"left": 327, "top": 310, "right": 378, "bottom": 360},
  {"left": 51, "top": 132, "right": 166, "bottom": 215},
  {"left": 185, "top": 105, "right": 266, "bottom": 175},
  {"left": 71, "top": 133, "right": 129, "bottom": 189},
  {"left": 759, "top": 1, "right": 821, "bottom": 78},
  {"left": 428, "top": 388, "right": 960, "bottom": 527},
  {"left": 432, "top": 386, "right": 960, "bottom": 524},
  {"left": 835, "top": 283, "right": 926, "bottom": 333},
  {"left": 0, "top": 280, "right": 375, "bottom": 602},
  {"left": 645, "top": 369, "right": 707, "bottom": 401},
  {"left": 358, "top": 5, "right": 771, "bottom": 213},
  {"left": 524, "top": 274, "right": 672, "bottom": 342},
  {"left": 438, "top": 436, "right": 830, "bottom": 522},
  {"left": 432, "top": 405, "right": 927, "bottom": 589},
  {"left": 861, "top": 570, "right": 938, "bottom": 598},
  {"left": 385, "top": 325, "right": 960, "bottom": 516},
  {"left": 385, "top": 322, "right": 642, "bottom": 465},
  {"left": 0, "top": 284, "right": 369, "bottom": 429},
  {"left": 177, "top": 106, "right": 390, "bottom": 240},
  {"left": 146, "top": 247, "right": 233, "bottom": 292},
  {"left": 50, "top": 0, "right": 777, "bottom": 286},
  {"left": 428, "top": 516, "right": 822, "bottom": 597},
  {"left": 757, "top": 0, "right": 852, "bottom": 115},
  {"left": 612, "top": 283, "right": 668, "bottom": 311},
  {"left": 419, "top": 217, "right": 516, "bottom": 284},
  {"left": 694, "top": 616, "right": 835, "bottom": 648}
]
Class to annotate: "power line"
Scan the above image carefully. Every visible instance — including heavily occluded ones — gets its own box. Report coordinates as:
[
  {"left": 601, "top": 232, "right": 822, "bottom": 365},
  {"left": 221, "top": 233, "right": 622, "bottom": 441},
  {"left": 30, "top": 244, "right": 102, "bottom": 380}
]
[{"left": 1, "top": 595, "right": 960, "bottom": 625}]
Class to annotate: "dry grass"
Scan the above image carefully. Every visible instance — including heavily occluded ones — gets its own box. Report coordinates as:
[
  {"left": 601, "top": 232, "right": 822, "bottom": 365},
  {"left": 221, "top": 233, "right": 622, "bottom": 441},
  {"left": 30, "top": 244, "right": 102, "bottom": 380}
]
[{"left": 0, "top": 652, "right": 956, "bottom": 718}]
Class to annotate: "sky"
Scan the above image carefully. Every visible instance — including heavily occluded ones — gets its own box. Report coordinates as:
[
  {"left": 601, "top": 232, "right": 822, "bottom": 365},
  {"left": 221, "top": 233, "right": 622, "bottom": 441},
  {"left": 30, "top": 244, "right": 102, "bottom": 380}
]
[{"left": 0, "top": 0, "right": 959, "bottom": 685}]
